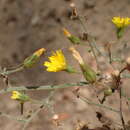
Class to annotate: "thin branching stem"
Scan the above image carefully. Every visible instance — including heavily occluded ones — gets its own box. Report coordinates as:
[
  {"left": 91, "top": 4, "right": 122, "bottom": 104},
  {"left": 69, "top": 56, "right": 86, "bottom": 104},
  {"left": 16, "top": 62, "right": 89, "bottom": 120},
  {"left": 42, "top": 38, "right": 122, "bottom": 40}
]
[
  {"left": 22, "top": 91, "right": 54, "bottom": 130},
  {"left": 79, "top": 96, "right": 120, "bottom": 113},
  {"left": 77, "top": 16, "right": 101, "bottom": 70},
  {"left": 0, "top": 66, "right": 24, "bottom": 76},
  {"left": 117, "top": 68, "right": 127, "bottom": 130},
  {"left": 119, "top": 87, "right": 126, "bottom": 130},
  {"left": 22, "top": 104, "right": 45, "bottom": 130}
]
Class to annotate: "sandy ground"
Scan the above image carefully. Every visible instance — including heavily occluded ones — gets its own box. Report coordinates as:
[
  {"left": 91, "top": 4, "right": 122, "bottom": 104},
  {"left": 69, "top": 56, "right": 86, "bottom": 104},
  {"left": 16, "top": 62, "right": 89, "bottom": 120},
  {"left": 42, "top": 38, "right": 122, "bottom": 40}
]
[{"left": 0, "top": 0, "right": 130, "bottom": 130}]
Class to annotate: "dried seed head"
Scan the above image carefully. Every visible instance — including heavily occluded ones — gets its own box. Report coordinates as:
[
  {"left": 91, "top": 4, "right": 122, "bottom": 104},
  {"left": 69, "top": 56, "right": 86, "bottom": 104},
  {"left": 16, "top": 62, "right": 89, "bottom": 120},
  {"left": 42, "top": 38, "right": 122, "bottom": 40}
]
[
  {"left": 69, "top": 47, "right": 84, "bottom": 64},
  {"left": 126, "top": 57, "right": 130, "bottom": 65},
  {"left": 69, "top": 3, "right": 78, "bottom": 19},
  {"left": 126, "top": 57, "right": 130, "bottom": 71},
  {"left": 52, "top": 114, "right": 59, "bottom": 120},
  {"left": 72, "top": 7, "right": 78, "bottom": 17},
  {"left": 110, "top": 70, "right": 120, "bottom": 89},
  {"left": 111, "top": 70, "right": 120, "bottom": 77},
  {"left": 70, "top": 3, "right": 75, "bottom": 8}
]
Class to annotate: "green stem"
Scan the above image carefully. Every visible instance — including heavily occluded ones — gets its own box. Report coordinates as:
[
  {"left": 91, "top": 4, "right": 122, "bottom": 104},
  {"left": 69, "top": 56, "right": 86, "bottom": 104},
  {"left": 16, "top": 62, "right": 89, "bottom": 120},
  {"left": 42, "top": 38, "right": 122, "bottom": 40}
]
[
  {"left": 0, "top": 82, "right": 89, "bottom": 94},
  {"left": 78, "top": 17, "right": 101, "bottom": 70}
]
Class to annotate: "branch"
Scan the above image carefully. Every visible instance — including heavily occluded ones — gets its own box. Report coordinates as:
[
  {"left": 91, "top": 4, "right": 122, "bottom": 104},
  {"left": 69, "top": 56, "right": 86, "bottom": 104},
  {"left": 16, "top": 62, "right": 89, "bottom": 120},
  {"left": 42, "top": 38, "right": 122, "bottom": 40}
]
[
  {"left": 78, "top": 17, "right": 100, "bottom": 69},
  {"left": 0, "top": 82, "right": 89, "bottom": 94},
  {"left": 79, "top": 96, "right": 120, "bottom": 113}
]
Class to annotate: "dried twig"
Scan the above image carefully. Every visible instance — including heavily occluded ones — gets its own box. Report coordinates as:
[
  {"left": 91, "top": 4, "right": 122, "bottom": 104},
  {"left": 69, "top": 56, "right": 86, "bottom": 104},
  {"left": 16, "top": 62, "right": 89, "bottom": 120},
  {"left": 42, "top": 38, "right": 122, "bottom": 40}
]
[
  {"left": 117, "top": 68, "right": 127, "bottom": 130},
  {"left": 0, "top": 66, "right": 24, "bottom": 76}
]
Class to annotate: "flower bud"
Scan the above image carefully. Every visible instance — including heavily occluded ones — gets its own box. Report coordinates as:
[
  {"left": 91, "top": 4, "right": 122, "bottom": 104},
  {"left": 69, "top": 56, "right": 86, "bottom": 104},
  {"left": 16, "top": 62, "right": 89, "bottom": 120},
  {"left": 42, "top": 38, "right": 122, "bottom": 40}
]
[
  {"left": 70, "top": 47, "right": 96, "bottom": 83},
  {"left": 11, "top": 91, "right": 30, "bottom": 103},
  {"left": 68, "top": 35, "right": 82, "bottom": 45},
  {"left": 23, "top": 48, "right": 45, "bottom": 68},
  {"left": 80, "top": 63, "right": 97, "bottom": 83},
  {"left": 63, "top": 28, "right": 82, "bottom": 45},
  {"left": 104, "top": 88, "right": 112, "bottom": 97},
  {"left": 63, "top": 28, "right": 71, "bottom": 38}
]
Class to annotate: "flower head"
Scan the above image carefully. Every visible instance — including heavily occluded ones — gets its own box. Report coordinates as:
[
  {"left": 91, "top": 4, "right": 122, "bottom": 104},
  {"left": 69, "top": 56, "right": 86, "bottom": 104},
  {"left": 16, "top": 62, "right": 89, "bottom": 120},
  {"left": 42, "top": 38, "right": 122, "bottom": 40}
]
[
  {"left": 112, "top": 17, "right": 130, "bottom": 28},
  {"left": 11, "top": 91, "right": 29, "bottom": 102},
  {"left": 11, "top": 91, "right": 21, "bottom": 100},
  {"left": 44, "top": 50, "right": 67, "bottom": 72}
]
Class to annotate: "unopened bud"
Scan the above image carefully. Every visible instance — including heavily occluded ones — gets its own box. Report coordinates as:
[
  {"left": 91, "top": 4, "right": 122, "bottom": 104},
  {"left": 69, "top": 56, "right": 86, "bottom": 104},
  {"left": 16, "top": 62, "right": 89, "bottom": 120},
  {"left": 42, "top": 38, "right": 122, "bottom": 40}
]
[
  {"left": 63, "top": 28, "right": 82, "bottom": 45},
  {"left": 70, "top": 47, "right": 96, "bottom": 83},
  {"left": 23, "top": 48, "right": 46, "bottom": 68},
  {"left": 33, "top": 48, "right": 46, "bottom": 57},
  {"left": 104, "top": 88, "right": 112, "bottom": 97},
  {"left": 63, "top": 28, "right": 71, "bottom": 38},
  {"left": 80, "top": 63, "right": 97, "bottom": 83},
  {"left": 69, "top": 35, "right": 82, "bottom": 45}
]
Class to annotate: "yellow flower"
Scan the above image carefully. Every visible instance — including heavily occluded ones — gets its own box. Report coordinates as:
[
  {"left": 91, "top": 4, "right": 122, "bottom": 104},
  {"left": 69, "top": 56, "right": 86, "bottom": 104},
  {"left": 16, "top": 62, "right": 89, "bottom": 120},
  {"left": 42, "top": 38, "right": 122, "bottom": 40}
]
[
  {"left": 33, "top": 48, "right": 46, "bottom": 57},
  {"left": 44, "top": 50, "right": 67, "bottom": 72},
  {"left": 11, "top": 91, "right": 21, "bottom": 100},
  {"left": 11, "top": 91, "right": 29, "bottom": 102},
  {"left": 112, "top": 17, "right": 130, "bottom": 28}
]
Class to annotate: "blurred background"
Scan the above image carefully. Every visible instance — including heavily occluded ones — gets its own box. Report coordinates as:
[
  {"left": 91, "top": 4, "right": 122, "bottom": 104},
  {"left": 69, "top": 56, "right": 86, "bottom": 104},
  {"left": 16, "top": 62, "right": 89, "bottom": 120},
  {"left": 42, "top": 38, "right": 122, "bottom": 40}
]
[{"left": 0, "top": 0, "right": 130, "bottom": 129}]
